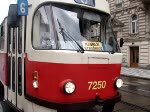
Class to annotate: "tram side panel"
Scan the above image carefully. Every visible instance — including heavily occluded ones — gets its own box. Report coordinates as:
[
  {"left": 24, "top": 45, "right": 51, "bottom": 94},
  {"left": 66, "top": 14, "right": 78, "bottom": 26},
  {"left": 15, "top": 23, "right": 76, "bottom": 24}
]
[
  {"left": 0, "top": 18, "right": 8, "bottom": 86},
  {"left": 0, "top": 54, "right": 8, "bottom": 85}
]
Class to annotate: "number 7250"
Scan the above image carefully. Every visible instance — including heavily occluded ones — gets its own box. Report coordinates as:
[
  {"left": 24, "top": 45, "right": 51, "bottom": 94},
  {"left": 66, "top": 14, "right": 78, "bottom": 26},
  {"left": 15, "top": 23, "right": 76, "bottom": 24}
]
[{"left": 88, "top": 81, "right": 106, "bottom": 90}]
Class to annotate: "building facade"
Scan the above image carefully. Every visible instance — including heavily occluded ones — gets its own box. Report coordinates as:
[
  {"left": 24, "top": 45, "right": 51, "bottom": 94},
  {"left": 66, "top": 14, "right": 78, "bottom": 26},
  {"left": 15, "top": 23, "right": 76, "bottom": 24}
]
[{"left": 108, "top": 0, "right": 150, "bottom": 68}]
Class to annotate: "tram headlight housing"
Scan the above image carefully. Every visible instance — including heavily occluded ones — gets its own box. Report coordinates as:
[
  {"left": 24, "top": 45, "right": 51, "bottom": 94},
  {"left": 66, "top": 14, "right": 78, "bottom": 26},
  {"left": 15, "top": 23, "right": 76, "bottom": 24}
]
[
  {"left": 33, "top": 71, "right": 39, "bottom": 89},
  {"left": 33, "top": 80, "right": 38, "bottom": 89},
  {"left": 115, "top": 78, "right": 123, "bottom": 88},
  {"left": 64, "top": 81, "right": 76, "bottom": 94}
]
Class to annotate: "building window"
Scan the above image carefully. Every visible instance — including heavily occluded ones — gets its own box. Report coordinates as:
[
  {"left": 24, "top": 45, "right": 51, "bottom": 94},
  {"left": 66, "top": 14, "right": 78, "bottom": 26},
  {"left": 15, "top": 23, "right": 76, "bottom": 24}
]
[
  {"left": 131, "top": 15, "right": 138, "bottom": 34},
  {"left": 116, "top": 0, "right": 123, "bottom": 8}
]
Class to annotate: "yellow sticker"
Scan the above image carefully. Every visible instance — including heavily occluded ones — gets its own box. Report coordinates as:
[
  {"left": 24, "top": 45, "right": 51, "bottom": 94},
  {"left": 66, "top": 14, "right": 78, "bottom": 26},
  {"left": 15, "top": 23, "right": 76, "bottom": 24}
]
[{"left": 82, "top": 41, "right": 103, "bottom": 51}]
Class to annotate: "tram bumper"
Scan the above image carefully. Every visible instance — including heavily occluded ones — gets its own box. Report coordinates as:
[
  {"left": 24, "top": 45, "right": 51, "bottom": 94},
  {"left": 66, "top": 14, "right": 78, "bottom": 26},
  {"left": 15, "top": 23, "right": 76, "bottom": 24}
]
[
  {"left": 58, "top": 92, "right": 121, "bottom": 111},
  {"left": 95, "top": 92, "right": 121, "bottom": 106},
  {"left": 26, "top": 93, "right": 121, "bottom": 111}
]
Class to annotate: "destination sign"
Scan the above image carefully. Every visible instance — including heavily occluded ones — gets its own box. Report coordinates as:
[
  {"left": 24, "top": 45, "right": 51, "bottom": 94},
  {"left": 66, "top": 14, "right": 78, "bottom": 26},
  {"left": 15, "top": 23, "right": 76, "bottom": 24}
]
[{"left": 82, "top": 41, "right": 103, "bottom": 51}]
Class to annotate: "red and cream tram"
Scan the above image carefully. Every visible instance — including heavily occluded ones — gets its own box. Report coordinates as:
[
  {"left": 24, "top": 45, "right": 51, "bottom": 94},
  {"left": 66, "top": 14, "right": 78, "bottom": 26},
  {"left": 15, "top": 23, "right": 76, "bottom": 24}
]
[{"left": 0, "top": 0, "right": 123, "bottom": 112}]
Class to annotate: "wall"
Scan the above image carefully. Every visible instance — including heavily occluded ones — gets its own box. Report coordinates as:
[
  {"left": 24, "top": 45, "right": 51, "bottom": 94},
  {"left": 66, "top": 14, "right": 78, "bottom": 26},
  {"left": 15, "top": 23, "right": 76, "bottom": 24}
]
[{"left": 108, "top": 0, "right": 150, "bottom": 68}]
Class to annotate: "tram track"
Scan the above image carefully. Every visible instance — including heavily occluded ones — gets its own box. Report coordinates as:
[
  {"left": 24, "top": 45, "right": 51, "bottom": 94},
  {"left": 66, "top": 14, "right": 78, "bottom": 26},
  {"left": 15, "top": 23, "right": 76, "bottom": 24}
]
[
  {"left": 120, "top": 101, "right": 150, "bottom": 112},
  {"left": 117, "top": 76, "right": 150, "bottom": 111},
  {"left": 119, "top": 89, "right": 150, "bottom": 112},
  {"left": 119, "top": 89, "right": 150, "bottom": 98}
]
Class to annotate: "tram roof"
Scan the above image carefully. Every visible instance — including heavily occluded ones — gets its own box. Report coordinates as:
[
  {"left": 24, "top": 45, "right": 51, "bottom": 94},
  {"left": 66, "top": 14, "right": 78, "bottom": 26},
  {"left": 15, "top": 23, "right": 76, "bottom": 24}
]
[
  {"left": 28, "top": 0, "right": 110, "bottom": 15},
  {"left": 0, "top": 17, "right": 7, "bottom": 26}
]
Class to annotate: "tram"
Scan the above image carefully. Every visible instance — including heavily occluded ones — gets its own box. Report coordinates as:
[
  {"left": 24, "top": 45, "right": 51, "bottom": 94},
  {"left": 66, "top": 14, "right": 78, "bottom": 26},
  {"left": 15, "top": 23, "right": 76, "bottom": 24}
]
[{"left": 0, "top": 0, "right": 124, "bottom": 112}]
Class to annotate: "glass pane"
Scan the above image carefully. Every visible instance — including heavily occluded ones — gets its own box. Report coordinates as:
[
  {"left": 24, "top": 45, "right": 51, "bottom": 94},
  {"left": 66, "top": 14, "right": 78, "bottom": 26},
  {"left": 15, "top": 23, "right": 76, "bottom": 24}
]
[
  {"left": 18, "top": 57, "right": 22, "bottom": 96},
  {"left": 33, "top": 6, "right": 56, "bottom": 49},
  {"left": 74, "top": 0, "right": 95, "bottom": 6},
  {"left": 33, "top": 4, "right": 119, "bottom": 52},
  {"left": 0, "top": 25, "right": 5, "bottom": 50},
  {"left": 12, "top": 57, "right": 15, "bottom": 92},
  {"left": 105, "top": 19, "right": 119, "bottom": 52},
  {"left": 13, "top": 29, "right": 16, "bottom": 54},
  {"left": 18, "top": 19, "right": 22, "bottom": 54},
  {"left": 132, "top": 15, "right": 137, "bottom": 20},
  {"left": 132, "top": 22, "right": 135, "bottom": 33},
  {"left": 135, "top": 22, "right": 137, "bottom": 33},
  {"left": 7, "top": 28, "right": 11, "bottom": 53},
  {"left": 8, "top": 56, "right": 11, "bottom": 89}
]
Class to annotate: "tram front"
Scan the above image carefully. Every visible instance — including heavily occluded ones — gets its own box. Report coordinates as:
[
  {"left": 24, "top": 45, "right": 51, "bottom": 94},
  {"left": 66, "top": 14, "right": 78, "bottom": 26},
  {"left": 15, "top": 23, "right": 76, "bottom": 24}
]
[{"left": 25, "top": 0, "right": 123, "bottom": 112}]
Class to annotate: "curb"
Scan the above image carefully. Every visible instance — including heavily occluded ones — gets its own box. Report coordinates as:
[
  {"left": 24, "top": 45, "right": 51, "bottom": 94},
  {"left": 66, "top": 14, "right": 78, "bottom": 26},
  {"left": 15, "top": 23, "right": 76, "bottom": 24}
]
[{"left": 121, "top": 74, "right": 150, "bottom": 80}]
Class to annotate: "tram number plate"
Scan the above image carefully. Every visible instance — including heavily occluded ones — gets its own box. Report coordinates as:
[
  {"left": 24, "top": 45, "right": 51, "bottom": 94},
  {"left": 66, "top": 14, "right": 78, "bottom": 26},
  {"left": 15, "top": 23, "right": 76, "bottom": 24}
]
[{"left": 88, "top": 81, "right": 106, "bottom": 90}]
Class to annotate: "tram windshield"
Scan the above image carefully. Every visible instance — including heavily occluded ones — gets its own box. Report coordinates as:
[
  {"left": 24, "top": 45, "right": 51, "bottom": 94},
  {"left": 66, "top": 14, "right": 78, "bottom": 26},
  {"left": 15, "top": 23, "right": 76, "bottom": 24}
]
[{"left": 33, "top": 4, "right": 120, "bottom": 53}]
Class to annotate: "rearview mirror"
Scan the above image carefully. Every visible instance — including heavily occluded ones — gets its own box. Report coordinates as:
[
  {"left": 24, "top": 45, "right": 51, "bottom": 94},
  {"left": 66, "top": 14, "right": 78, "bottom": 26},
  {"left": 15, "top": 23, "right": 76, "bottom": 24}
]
[{"left": 7, "top": 4, "right": 20, "bottom": 28}]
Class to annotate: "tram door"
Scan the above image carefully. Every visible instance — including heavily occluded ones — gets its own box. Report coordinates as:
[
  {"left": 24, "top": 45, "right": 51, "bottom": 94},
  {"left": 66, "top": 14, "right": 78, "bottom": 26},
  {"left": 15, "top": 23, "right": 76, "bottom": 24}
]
[{"left": 7, "top": 17, "right": 25, "bottom": 109}]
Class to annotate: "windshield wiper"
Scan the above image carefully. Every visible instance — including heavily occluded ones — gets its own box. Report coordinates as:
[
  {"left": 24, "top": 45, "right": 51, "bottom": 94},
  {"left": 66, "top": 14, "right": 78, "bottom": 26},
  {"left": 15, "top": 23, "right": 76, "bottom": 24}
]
[
  {"left": 57, "top": 19, "right": 67, "bottom": 43},
  {"left": 57, "top": 19, "right": 84, "bottom": 53}
]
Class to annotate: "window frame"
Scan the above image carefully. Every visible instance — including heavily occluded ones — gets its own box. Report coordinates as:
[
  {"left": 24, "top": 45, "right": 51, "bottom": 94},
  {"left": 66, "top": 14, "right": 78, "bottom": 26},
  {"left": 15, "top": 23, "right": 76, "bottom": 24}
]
[
  {"left": 116, "top": 0, "right": 123, "bottom": 8},
  {"left": 31, "top": 3, "right": 120, "bottom": 53},
  {"left": 32, "top": 4, "right": 57, "bottom": 50},
  {"left": 32, "top": 3, "right": 106, "bottom": 51},
  {"left": 131, "top": 14, "right": 138, "bottom": 34},
  {"left": 0, "top": 24, "right": 5, "bottom": 50},
  {"left": 116, "top": 0, "right": 123, "bottom": 4}
]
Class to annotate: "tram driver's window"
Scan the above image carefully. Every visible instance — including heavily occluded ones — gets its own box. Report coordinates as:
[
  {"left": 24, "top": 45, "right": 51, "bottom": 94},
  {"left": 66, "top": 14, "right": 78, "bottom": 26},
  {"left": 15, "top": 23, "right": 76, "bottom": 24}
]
[
  {"left": 33, "top": 6, "right": 55, "bottom": 50},
  {"left": 105, "top": 20, "right": 117, "bottom": 52},
  {"left": 79, "top": 12, "right": 101, "bottom": 42}
]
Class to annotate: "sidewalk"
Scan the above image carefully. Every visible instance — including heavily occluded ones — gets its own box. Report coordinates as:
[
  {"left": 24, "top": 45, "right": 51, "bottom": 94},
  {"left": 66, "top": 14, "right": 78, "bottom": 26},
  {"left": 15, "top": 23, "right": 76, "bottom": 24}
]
[{"left": 121, "top": 67, "right": 150, "bottom": 80}]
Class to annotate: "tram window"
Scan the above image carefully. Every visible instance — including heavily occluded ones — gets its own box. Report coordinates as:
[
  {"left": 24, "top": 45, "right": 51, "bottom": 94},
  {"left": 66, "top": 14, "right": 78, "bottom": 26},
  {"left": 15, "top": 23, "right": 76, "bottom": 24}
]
[
  {"left": 18, "top": 19, "right": 22, "bottom": 54},
  {"left": 12, "top": 29, "right": 16, "bottom": 54},
  {"left": 0, "top": 36, "right": 1, "bottom": 50},
  {"left": 105, "top": 19, "right": 119, "bottom": 52},
  {"left": 32, "top": 4, "right": 119, "bottom": 52},
  {"left": 8, "top": 56, "right": 11, "bottom": 89},
  {"left": 79, "top": 20, "right": 101, "bottom": 41},
  {"left": 7, "top": 28, "right": 11, "bottom": 53},
  {"left": 33, "top": 7, "right": 56, "bottom": 49},
  {"left": 18, "top": 57, "right": 22, "bottom": 96},
  {"left": 0, "top": 26, "right": 4, "bottom": 37},
  {"left": 12, "top": 57, "right": 15, "bottom": 92},
  {"left": 0, "top": 25, "right": 5, "bottom": 50},
  {"left": 0, "top": 37, "right": 4, "bottom": 50}
]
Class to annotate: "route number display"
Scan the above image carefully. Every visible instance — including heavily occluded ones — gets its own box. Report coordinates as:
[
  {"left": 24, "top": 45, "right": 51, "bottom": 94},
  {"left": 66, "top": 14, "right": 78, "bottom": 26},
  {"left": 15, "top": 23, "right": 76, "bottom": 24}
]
[{"left": 18, "top": 0, "right": 28, "bottom": 16}]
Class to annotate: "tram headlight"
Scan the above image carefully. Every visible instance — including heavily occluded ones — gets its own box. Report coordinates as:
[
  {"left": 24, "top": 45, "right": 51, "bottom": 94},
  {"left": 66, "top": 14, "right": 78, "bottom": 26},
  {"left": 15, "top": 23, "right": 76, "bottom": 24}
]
[
  {"left": 33, "top": 71, "right": 39, "bottom": 89},
  {"left": 64, "top": 81, "right": 76, "bottom": 94},
  {"left": 33, "top": 80, "right": 38, "bottom": 89},
  {"left": 115, "top": 78, "right": 123, "bottom": 88}
]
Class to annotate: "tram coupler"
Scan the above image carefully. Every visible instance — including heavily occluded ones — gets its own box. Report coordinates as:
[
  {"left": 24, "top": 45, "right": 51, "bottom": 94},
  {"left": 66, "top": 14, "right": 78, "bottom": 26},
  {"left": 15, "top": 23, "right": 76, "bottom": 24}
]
[{"left": 95, "top": 92, "right": 121, "bottom": 106}]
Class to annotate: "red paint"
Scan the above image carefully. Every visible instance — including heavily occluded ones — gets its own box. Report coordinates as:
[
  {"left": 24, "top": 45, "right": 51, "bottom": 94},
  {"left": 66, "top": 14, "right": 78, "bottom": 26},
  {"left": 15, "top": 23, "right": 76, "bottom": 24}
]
[
  {"left": 26, "top": 56, "right": 121, "bottom": 104},
  {"left": 0, "top": 53, "right": 8, "bottom": 85}
]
